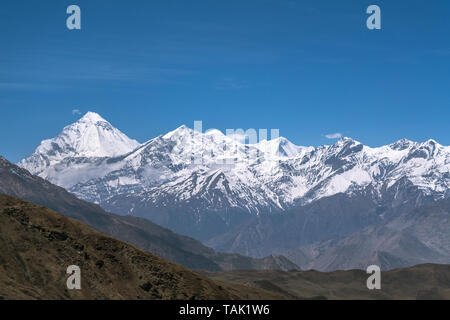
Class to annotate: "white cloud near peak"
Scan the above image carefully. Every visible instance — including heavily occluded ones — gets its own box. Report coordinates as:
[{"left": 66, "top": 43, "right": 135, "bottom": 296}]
[{"left": 325, "top": 133, "right": 343, "bottom": 139}]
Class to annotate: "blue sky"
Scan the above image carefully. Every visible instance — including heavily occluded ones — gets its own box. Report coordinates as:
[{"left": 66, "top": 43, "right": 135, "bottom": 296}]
[{"left": 1, "top": 0, "right": 450, "bottom": 163}]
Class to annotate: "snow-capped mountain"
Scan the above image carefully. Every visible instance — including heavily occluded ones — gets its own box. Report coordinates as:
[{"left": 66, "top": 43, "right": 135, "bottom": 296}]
[
  {"left": 265, "top": 137, "right": 450, "bottom": 206},
  {"left": 257, "top": 137, "right": 313, "bottom": 158},
  {"left": 19, "top": 112, "right": 140, "bottom": 185},
  {"left": 19, "top": 112, "right": 450, "bottom": 241}
]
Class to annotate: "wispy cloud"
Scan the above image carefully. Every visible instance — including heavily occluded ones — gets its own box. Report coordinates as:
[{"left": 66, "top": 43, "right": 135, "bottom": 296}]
[
  {"left": 325, "top": 133, "right": 343, "bottom": 139},
  {"left": 72, "top": 109, "right": 81, "bottom": 115}
]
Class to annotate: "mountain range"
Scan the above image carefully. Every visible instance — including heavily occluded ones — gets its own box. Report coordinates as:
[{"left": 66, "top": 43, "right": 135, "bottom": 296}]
[
  {"left": 17, "top": 112, "right": 450, "bottom": 270},
  {"left": 0, "top": 155, "right": 297, "bottom": 272},
  {"left": 3, "top": 194, "right": 448, "bottom": 300}
]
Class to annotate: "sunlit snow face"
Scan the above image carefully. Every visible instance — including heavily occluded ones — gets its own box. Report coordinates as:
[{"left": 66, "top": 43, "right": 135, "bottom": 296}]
[{"left": 19, "top": 113, "right": 450, "bottom": 217}]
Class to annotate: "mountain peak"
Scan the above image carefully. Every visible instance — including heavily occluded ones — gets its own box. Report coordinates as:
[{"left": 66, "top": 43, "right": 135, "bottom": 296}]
[
  {"left": 424, "top": 139, "right": 440, "bottom": 146},
  {"left": 79, "top": 111, "right": 107, "bottom": 124},
  {"left": 332, "top": 137, "right": 361, "bottom": 147},
  {"left": 57, "top": 113, "right": 140, "bottom": 158},
  {"left": 205, "top": 128, "right": 225, "bottom": 137},
  {"left": 19, "top": 113, "right": 140, "bottom": 175},
  {"left": 389, "top": 138, "right": 414, "bottom": 151},
  {"left": 340, "top": 136, "right": 357, "bottom": 142},
  {"left": 257, "top": 137, "right": 308, "bottom": 158},
  {"left": 163, "top": 125, "right": 196, "bottom": 139},
  {"left": 269, "top": 136, "right": 289, "bottom": 144},
  {"left": 177, "top": 124, "right": 188, "bottom": 130}
]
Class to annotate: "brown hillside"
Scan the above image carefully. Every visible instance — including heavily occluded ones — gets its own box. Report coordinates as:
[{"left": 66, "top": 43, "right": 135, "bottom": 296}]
[
  {"left": 203, "top": 264, "right": 450, "bottom": 300},
  {"left": 0, "top": 194, "right": 284, "bottom": 300}
]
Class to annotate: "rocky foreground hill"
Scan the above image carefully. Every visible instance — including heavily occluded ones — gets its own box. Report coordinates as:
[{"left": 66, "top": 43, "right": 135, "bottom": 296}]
[{"left": 0, "top": 195, "right": 283, "bottom": 300}]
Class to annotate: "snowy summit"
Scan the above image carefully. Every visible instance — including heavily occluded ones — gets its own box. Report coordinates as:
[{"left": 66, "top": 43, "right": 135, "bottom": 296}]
[
  {"left": 19, "top": 111, "right": 140, "bottom": 175},
  {"left": 19, "top": 112, "right": 450, "bottom": 221}
]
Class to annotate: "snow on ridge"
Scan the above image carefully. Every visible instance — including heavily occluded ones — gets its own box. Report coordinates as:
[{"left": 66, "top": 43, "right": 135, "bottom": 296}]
[
  {"left": 19, "top": 111, "right": 140, "bottom": 175},
  {"left": 17, "top": 113, "right": 450, "bottom": 217},
  {"left": 79, "top": 111, "right": 108, "bottom": 123}
]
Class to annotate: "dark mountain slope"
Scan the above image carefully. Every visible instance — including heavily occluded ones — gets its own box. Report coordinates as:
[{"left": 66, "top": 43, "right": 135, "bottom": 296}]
[
  {"left": 206, "top": 179, "right": 450, "bottom": 272},
  {"left": 0, "top": 195, "right": 286, "bottom": 300},
  {"left": 207, "top": 192, "right": 381, "bottom": 257},
  {"left": 286, "top": 199, "right": 450, "bottom": 271},
  {"left": 0, "top": 156, "right": 298, "bottom": 271}
]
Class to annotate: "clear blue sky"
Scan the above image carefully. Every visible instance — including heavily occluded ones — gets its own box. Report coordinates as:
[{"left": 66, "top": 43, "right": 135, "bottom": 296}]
[{"left": 1, "top": 0, "right": 450, "bottom": 163}]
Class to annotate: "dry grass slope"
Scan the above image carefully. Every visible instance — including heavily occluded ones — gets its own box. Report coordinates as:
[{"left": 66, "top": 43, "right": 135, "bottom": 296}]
[
  {"left": 0, "top": 195, "right": 284, "bottom": 300},
  {"left": 203, "top": 264, "right": 450, "bottom": 300}
]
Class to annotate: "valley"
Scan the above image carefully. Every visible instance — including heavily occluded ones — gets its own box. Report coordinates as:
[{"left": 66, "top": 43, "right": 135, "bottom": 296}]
[
  {"left": 1, "top": 194, "right": 448, "bottom": 300},
  {"left": 0, "top": 155, "right": 297, "bottom": 272},
  {"left": 15, "top": 112, "right": 450, "bottom": 271},
  {"left": 202, "top": 264, "right": 450, "bottom": 300}
]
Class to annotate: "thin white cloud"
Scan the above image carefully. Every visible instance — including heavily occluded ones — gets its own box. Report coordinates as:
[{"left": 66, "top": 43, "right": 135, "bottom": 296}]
[
  {"left": 72, "top": 109, "right": 81, "bottom": 115},
  {"left": 227, "top": 133, "right": 248, "bottom": 144},
  {"left": 325, "top": 133, "right": 343, "bottom": 139}
]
